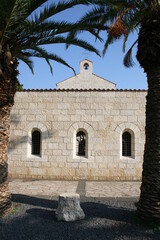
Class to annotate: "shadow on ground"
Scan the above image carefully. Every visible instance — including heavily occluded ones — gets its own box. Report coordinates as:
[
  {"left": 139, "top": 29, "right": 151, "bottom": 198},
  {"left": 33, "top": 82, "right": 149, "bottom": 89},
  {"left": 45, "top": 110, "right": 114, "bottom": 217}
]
[{"left": 0, "top": 194, "right": 159, "bottom": 240}]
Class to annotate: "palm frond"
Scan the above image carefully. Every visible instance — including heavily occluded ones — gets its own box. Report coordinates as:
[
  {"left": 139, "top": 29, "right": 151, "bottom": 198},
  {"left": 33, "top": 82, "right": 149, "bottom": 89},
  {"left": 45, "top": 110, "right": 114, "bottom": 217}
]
[
  {"left": 122, "top": 9, "right": 141, "bottom": 52},
  {"left": 31, "top": 0, "right": 89, "bottom": 24},
  {"left": 123, "top": 39, "right": 138, "bottom": 67},
  {"left": 45, "top": 58, "right": 53, "bottom": 75},
  {"left": 0, "top": 0, "right": 29, "bottom": 44},
  {"left": 55, "top": 22, "right": 106, "bottom": 39},
  {"left": 21, "top": 20, "right": 105, "bottom": 40},
  {"left": 79, "top": 6, "right": 117, "bottom": 25},
  {"left": 0, "top": 0, "right": 15, "bottom": 23},
  {"left": 122, "top": 31, "right": 129, "bottom": 52},
  {"left": 21, "top": 46, "right": 76, "bottom": 74},
  {"left": 102, "top": 34, "right": 117, "bottom": 56},
  {"left": 123, "top": 33, "right": 129, "bottom": 53},
  {"left": 27, "top": 0, "right": 48, "bottom": 16},
  {"left": 77, "top": 1, "right": 142, "bottom": 67},
  {"left": 35, "top": 36, "right": 100, "bottom": 56},
  {"left": 1, "top": 0, "right": 146, "bottom": 75},
  {"left": 7, "top": 0, "right": 28, "bottom": 29},
  {"left": 15, "top": 52, "right": 34, "bottom": 73},
  {"left": 79, "top": 0, "right": 141, "bottom": 24}
]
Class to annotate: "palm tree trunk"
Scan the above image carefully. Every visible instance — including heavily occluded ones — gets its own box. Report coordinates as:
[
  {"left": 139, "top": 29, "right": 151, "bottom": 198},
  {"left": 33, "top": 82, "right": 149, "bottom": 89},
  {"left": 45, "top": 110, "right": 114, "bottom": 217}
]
[
  {"left": 137, "top": 66, "right": 160, "bottom": 223},
  {"left": 0, "top": 60, "right": 18, "bottom": 217},
  {"left": 0, "top": 104, "right": 12, "bottom": 216}
]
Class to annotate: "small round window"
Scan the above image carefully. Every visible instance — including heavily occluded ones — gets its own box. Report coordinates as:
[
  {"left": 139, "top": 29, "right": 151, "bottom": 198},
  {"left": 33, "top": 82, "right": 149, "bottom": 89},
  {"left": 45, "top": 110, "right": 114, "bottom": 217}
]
[{"left": 83, "top": 63, "right": 89, "bottom": 70}]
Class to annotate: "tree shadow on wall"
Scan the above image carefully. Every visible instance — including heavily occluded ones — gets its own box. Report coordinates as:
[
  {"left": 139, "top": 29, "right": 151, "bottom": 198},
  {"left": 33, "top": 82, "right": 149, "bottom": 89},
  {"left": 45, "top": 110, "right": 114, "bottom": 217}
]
[
  {"left": 9, "top": 112, "right": 57, "bottom": 154},
  {"left": 8, "top": 129, "right": 56, "bottom": 154},
  {"left": 0, "top": 194, "right": 159, "bottom": 240},
  {"left": 10, "top": 113, "right": 21, "bottom": 125}
]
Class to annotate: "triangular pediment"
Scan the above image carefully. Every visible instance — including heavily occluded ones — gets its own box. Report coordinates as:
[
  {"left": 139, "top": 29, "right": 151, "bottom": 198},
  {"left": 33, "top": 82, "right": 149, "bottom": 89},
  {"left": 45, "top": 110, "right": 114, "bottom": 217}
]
[{"left": 57, "top": 59, "right": 116, "bottom": 90}]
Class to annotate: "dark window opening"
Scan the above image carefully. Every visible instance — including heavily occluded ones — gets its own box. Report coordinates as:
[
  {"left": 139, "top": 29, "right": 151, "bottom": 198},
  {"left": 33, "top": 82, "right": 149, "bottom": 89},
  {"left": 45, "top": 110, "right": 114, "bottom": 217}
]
[
  {"left": 32, "top": 130, "right": 41, "bottom": 156},
  {"left": 76, "top": 131, "right": 86, "bottom": 156},
  {"left": 122, "top": 132, "right": 131, "bottom": 157},
  {"left": 83, "top": 63, "right": 89, "bottom": 70}
]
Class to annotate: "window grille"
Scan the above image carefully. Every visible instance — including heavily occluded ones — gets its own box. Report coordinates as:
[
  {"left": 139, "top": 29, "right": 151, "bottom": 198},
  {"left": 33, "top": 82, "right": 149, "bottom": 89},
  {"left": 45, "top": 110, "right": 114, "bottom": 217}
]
[
  {"left": 76, "top": 131, "right": 86, "bottom": 156},
  {"left": 32, "top": 130, "right": 41, "bottom": 156},
  {"left": 122, "top": 132, "right": 131, "bottom": 157}
]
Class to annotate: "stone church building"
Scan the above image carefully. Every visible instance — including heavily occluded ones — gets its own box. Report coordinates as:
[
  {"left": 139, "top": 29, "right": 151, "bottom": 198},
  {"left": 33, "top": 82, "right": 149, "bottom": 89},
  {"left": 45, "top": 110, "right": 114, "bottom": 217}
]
[{"left": 8, "top": 59, "right": 146, "bottom": 180}]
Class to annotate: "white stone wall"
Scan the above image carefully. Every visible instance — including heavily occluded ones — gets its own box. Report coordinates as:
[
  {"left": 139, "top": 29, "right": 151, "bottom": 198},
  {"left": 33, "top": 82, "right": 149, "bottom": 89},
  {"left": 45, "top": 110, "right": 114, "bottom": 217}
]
[{"left": 8, "top": 90, "right": 146, "bottom": 180}]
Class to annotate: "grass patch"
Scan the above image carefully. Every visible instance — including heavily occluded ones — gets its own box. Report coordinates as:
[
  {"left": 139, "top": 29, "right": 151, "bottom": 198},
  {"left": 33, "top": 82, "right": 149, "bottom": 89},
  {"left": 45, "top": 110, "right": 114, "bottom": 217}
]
[{"left": 11, "top": 203, "right": 21, "bottom": 214}]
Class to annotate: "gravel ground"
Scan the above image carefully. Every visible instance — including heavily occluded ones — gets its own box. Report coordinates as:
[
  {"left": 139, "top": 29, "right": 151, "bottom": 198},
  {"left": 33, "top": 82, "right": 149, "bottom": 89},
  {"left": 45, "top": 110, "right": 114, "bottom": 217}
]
[{"left": 0, "top": 194, "right": 159, "bottom": 240}]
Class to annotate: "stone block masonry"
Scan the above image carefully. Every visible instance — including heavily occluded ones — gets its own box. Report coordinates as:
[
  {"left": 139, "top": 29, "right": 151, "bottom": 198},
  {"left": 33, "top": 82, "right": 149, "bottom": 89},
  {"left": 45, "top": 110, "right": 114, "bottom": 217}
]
[{"left": 8, "top": 89, "right": 146, "bottom": 181}]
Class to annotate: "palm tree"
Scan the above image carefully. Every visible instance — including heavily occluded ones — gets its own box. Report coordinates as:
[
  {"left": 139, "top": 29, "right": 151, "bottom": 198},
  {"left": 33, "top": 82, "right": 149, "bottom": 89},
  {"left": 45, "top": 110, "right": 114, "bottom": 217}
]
[
  {"left": 77, "top": 0, "right": 160, "bottom": 223},
  {"left": 0, "top": 0, "right": 103, "bottom": 217}
]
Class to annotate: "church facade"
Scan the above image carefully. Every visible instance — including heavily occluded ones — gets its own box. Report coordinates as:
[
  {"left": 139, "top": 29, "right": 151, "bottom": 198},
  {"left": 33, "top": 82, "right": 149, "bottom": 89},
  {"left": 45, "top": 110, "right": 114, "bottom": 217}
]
[{"left": 8, "top": 60, "right": 146, "bottom": 180}]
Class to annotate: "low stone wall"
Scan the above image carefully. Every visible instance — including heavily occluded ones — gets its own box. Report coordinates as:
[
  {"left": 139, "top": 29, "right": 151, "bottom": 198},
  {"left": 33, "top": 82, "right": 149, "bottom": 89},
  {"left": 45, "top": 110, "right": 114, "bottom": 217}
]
[{"left": 8, "top": 90, "right": 146, "bottom": 180}]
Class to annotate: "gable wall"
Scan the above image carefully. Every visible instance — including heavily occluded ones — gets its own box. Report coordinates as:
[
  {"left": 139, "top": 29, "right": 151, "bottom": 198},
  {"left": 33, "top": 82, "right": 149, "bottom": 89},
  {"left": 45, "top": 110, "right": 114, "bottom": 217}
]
[
  {"left": 57, "top": 59, "right": 116, "bottom": 90},
  {"left": 8, "top": 90, "right": 146, "bottom": 180},
  {"left": 57, "top": 74, "right": 116, "bottom": 90}
]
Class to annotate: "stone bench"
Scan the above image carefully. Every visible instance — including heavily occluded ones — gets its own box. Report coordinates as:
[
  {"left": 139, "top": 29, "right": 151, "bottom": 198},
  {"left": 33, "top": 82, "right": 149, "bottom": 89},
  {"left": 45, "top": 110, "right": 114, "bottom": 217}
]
[{"left": 55, "top": 193, "right": 85, "bottom": 222}]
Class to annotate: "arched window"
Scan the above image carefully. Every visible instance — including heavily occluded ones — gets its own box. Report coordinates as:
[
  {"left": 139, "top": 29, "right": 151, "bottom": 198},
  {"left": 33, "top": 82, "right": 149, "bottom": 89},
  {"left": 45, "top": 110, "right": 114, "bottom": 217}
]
[
  {"left": 122, "top": 131, "right": 131, "bottom": 157},
  {"left": 76, "top": 131, "right": 86, "bottom": 156},
  {"left": 32, "top": 130, "right": 41, "bottom": 156}
]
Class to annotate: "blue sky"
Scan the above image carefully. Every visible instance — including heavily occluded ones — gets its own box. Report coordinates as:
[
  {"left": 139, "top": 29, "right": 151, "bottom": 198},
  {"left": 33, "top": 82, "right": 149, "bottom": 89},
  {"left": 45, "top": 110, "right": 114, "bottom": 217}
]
[{"left": 18, "top": 1, "right": 147, "bottom": 90}]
